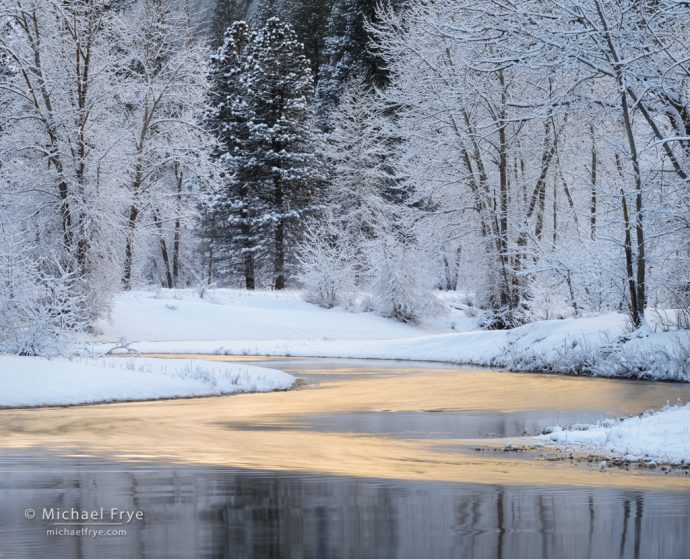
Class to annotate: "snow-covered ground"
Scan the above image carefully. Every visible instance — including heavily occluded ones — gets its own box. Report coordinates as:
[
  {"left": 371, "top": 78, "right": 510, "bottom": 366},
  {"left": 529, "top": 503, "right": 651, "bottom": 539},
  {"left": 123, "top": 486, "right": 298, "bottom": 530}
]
[
  {"left": 537, "top": 404, "right": 690, "bottom": 465},
  {"left": 0, "top": 356, "right": 294, "bottom": 408},
  {"left": 94, "top": 289, "right": 430, "bottom": 342},
  {"left": 90, "top": 289, "right": 690, "bottom": 382}
]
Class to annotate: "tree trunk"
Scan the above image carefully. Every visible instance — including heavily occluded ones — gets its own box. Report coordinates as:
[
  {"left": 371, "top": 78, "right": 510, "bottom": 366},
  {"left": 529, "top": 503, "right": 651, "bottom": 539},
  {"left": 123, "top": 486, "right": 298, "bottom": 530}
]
[
  {"left": 497, "top": 70, "right": 515, "bottom": 313},
  {"left": 590, "top": 124, "right": 597, "bottom": 240},
  {"left": 172, "top": 165, "right": 183, "bottom": 287},
  {"left": 273, "top": 175, "right": 286, "bottom": 290},
  {"left": 621, "top": 189, "right": 640, "bottom": 328},
  {"left": 620, "top": 86, "right": 646, "bottom": 324},
  {"left": 243, "top": 249, "right": 256, "bottom": 290},
  {"left": 154, "top": 209, "right": 173, "bottom": 289},
  {"left": 595, "top": 0, "right": 646, "bottom": 327},
  {"left": 552, "top": 178, "right": 557, "bottom": 249},
  {"left": 240, "top": 201, "right": 255, "bottom": 290},
  {"left": 123, "top": 203, "right": 139, "bottom": 291}
]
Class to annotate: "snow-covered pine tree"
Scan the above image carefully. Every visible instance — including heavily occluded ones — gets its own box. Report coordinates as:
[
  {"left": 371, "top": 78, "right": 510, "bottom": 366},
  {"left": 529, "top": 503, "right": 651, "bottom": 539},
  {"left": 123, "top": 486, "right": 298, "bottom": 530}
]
[
  {"left": 254, "top": 0, "right": 334, "bottom": 80},
  {"left": 316, "top": 0, "right": 363, "bottom": 114},
  {"left": 203, "top": 21, "right": 262, "bottom": 289},
  {"left": 211, "top": 0, "right": 253, "bottom": 47},
  {"left": 203, "top": 17, "right": 321, "bottom": 290},
  {"left": 245, "top": 17, "right": 322, "bottom": 289},
  {"left": 315, "top": 0, "right": 407, "bottom": 115}
]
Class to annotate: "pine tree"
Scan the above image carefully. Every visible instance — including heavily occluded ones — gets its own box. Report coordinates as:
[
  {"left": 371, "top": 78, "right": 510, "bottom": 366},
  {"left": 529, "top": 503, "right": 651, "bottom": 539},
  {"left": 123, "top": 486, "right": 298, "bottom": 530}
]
[
  {"left": 256, "top": 0, "right": 335, "bottom": 79},
  {"left": 245, "top": 17, "right": 322, "bottom": 289},
  {"left": 316, "top": 0, "right": 361, "bottom": 112},
  {"left": 321, "top": 78, "right": 393, "bottom": 277},
  {"left": 211, "top": 0, "right": 252, "bottom": 47},
  {"left": 316, "top": 0, "right": 407, "bottom": 113},
  {"left": 203, "top": 21, "right": 260, "bottom": 289},
  {"left": 203, "top": 17, "right": 322, "bottom": 289}
]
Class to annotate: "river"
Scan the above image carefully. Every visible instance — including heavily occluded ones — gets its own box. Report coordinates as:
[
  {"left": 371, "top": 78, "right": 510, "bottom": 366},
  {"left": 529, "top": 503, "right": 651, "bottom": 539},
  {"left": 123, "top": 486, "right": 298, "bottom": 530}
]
[{"left": 0, "top": 357, "right": 689, "bottom": 558}]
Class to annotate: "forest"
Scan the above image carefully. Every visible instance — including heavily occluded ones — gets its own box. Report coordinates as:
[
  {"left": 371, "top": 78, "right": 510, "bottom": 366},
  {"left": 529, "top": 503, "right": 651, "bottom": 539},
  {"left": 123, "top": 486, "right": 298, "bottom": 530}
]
[{"left": 0, "top": 0, "right": 688, "bottom": 356}]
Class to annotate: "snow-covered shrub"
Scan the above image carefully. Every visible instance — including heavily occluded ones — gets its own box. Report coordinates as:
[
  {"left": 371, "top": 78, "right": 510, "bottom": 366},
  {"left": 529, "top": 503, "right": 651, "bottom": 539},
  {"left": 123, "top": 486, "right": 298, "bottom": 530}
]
[
  {"left": 498, "top": 330, "right": 690, "bottom": 381},
  {"left": 0, "top": 241, "right": 87, "bottom": 356},
  {"left": 369, "top": 237, "right": 447, "bottom": 323},
  {"left": 297, "top": 217, "right": 357, "bottom": 308},
  {"left": 476, "top": 304, "right": 531, "bottom": 330}
]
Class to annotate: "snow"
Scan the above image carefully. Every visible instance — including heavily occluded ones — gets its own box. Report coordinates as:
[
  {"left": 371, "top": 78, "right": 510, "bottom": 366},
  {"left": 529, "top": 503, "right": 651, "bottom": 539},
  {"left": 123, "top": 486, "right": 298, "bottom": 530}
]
[
  {"left": 90, "top": 289, "right": 690, "bottom": 382},
  {"left": 4, "top": 287, "right": 687, "bottom": 410},
  {"left": 94, "top": 289, "right": 423, "bottom": 343},
  {"left": 536, "top": 404, "right": 690, "bottom": 465},
  {"left": 90, "top": 289, "right": 690, "bottom": 381},
  {"left": 0, "top": 356, "right": 295, "bottom": 408}
]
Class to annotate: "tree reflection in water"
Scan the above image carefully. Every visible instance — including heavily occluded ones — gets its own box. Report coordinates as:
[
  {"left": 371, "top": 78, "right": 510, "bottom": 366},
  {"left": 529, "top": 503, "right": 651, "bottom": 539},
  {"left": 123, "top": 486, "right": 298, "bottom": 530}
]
[{"left": 0, "top": 455, "right": 687, "bottom": 559}]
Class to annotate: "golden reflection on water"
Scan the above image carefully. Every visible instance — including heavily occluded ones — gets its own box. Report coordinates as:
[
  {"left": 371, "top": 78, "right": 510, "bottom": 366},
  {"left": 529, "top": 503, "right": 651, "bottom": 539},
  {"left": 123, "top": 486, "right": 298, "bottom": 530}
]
[{"left": 1, "top": 355, "right": 689, "bottom": 491}]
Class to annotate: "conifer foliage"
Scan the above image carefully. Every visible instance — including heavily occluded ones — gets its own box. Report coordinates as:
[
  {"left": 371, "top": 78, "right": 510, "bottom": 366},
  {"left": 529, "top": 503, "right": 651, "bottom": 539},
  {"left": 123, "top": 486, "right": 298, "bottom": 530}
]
[{"left": 203, "top": 17, "right": 322, "bottom": 289}]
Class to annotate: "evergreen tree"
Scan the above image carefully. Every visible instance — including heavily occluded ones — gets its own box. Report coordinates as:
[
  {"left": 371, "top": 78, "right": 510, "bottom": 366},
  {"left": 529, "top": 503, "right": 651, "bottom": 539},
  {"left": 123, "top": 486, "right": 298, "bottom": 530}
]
[
  {"left": 203, "top": 17, "right": 322, "bottom": 289},
  {"left": 211, "top": 0, "right": 252, "bottom": 47},
  {"left": 316, "top": 0, "right": 406, "bottom": 112},
  {"left": 203, "top": 21, "right": 260, "bottom": 288},
  {"left": 246, "top": 17, "right": 322, "bottom": 289},
  {"left": 254, "top": 0, "right": 334, "bottom": 81}
]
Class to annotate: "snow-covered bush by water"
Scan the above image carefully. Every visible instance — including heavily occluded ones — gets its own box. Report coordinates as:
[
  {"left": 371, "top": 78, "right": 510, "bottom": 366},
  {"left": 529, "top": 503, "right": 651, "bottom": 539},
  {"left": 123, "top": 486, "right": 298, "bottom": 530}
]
[
  {"left": 0, "top": 238, "right": 87, "bottom": 356},
  {"left": 297, "top": 216, "right": 357, "bottom": 309},
  {"left": 499, "top": 330, "right": 690, "bottom": 381},
  {"left": 370, "top": 238, "right": 447, "bottom": 323}
]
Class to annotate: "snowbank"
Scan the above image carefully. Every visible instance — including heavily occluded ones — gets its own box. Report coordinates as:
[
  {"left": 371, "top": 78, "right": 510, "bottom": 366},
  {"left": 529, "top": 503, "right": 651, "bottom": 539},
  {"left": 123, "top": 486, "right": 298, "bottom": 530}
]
[
  {"left": 90, "top": 289, "right": 690, "bottom": 381},
  {"left": 94, "top": 289, "right": 426, "bottom": 342},
  {"left": 0, "top": 356, "right": 295, "bottom": 408},
  {"left": 536, "top": 404, "right": 690, "bottom": 464}
]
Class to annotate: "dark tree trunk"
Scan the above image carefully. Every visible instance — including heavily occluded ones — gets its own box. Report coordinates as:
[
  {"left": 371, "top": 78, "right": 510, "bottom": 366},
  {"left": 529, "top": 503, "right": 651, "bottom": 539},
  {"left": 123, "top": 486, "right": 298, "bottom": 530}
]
[
  {"left": 273, "top": 175, "right": 286, "bottom": 290},
  {"left": 123, "top": 204, "right": 139, "bottom": 291},
  {"left": 240, "top": 203, "right": 255, "bottom": 290},
  {"left": 172, "top": 164, "right": 183, "bottom": 287},
  {"left": 243, "top": 248, "right": 255, "bottom": 290},
  {"left": 590, "top": 124, "right": 598, "bottom": 240},
  {"left": 621, "top": 189, "right": 640, "bottom": 328},
  {"left": 154, "top": 209, "right": 173, "bottom": 289}
]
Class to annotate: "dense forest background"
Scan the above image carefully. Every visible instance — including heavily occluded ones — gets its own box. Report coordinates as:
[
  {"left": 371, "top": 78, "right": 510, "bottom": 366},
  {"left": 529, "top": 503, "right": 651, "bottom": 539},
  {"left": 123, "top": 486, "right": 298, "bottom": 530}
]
[{"left": 0, "top": 0, "right": 688, "bottom": 355}]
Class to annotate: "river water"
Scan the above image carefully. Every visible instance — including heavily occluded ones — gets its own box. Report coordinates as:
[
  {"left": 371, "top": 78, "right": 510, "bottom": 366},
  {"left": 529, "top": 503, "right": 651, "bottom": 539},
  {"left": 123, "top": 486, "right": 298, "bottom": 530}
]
[{"left": 1, "top": 357, "right": 689, "bottom": 558}]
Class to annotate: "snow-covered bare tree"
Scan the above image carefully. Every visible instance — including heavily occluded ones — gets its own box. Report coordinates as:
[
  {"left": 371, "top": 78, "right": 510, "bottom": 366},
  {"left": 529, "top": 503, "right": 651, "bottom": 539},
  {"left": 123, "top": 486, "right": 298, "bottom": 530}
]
[
  {"left": 500, "top": 0, "right": 690, "bottom": 328},
  {"left": 0, "top": 0, "right": 127, "bottom": 323},
  {"left": 118, "top": 0, "right": 212, "bottom": 290},
  {"left": 366, "top": 0, "right": 689, "bottom": 330},
  {"left": 0, "top": 0, "right": 213, "bottom": 352},
  {"left": 372, "top": 0, "right": 569, "bottom": 328}
]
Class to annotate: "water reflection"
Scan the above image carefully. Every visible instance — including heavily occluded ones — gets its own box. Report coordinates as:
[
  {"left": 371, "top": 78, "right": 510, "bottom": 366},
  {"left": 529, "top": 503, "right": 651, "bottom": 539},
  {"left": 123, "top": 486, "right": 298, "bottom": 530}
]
[
  {"left": 0, "top": 454, "right": 688, "bottom": 559},
  {"left": 254, "top": 409, "right": 616, "bottom": 439}
]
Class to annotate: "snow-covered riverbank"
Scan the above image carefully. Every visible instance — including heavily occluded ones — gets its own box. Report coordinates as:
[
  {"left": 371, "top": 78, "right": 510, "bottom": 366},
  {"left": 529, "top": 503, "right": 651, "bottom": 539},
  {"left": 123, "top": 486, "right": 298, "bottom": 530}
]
[
  {"left": 90, "top": 289, "right": 690, "bottom": 382},
  {"left": 0, "top": 356, "right": 295, "bottom": 408},
  {"left": 537, "top": 404, "right": 690, "bottom": 465}
]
